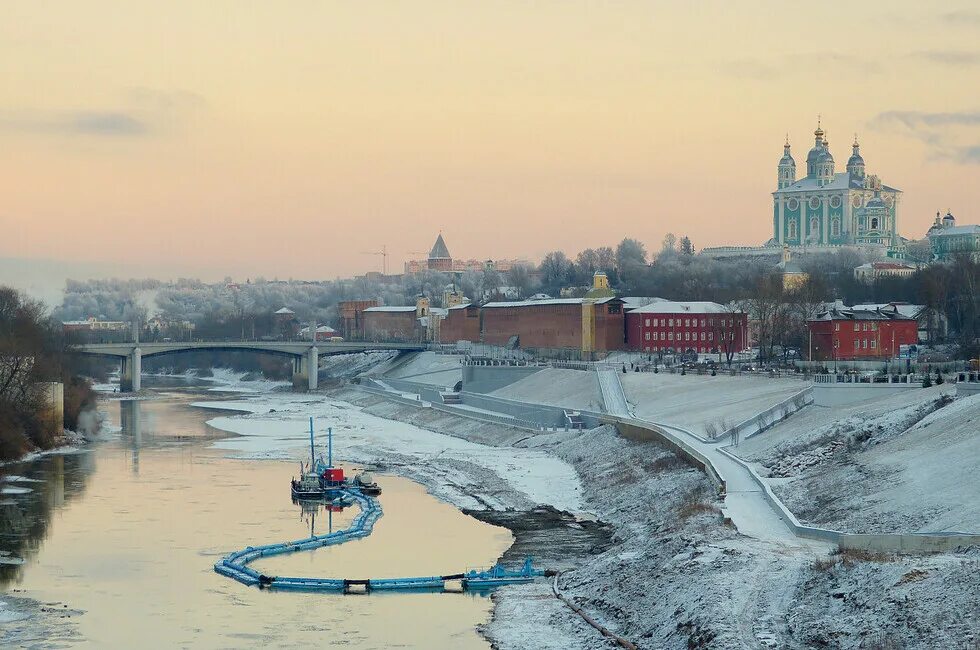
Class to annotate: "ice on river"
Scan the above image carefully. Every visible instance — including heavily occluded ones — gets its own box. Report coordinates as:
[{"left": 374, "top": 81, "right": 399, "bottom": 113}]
[{"left": 194, "top": 393, "right": 584, "bottom": 513}]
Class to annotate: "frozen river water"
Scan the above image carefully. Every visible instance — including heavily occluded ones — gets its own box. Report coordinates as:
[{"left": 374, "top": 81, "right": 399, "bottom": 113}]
[{"left": 0, "top": 383, "right": 513, "bottom": 648}]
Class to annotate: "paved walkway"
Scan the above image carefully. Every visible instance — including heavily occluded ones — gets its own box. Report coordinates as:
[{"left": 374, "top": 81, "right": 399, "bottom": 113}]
[
  {"left": 596, "top": 369, "right": 631, "bottom": 417},
  {"left": 649, "top": 420, "right": 827, "bottom": 550}
]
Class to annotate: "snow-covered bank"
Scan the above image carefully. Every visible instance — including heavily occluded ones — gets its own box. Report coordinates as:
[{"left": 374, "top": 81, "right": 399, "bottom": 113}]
[
  {"left": 193, "top": 392, "right": 584, "bottom": 513},
  {"left": 328, "top": 385, "right": 980, "bottom": 649}
]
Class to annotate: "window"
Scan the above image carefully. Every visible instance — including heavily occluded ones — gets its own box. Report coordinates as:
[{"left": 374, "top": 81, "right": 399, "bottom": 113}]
[
  {"left": 700, "top": 319, "right": 706, "bottom": 327},
  {"left": 685, "top": 319, "right": 690, "bottom": 327},
  {"left": 834, "top": 323, "right": 840, "bottom": 331},
  {"left": 708, "top": 332, "right": 714, "bottom": 341},
  {"left": 871, "top": 323, "right": 877, "bottom": 331},
  {"left": 834, "top": 338, "right": 839, "bottom": 349},
  {"left": 685, "top": 332, "right": 690, "bottom": 341},
  {"left": 645, "top": 318, "right": 650, "bottom": 327},
  {"left": 788, "top": 219, "right": 798, "bottom": 239},
  {"left": 700, "top": 332, "right": 705, "bottom": 341},
  {"left": 669, "top": 319, "right": 674, "bottom": 327},
  {"left": 871, "top": 340, "right": 876, "bottom": 349},
  {"left": 810, "top": 216, "right": 820, "bottom": 234},
  {"left": 644, "top": 346, "right": 650, "bottom": 352},
  {"left": 854, "top": 339, "right": 860, "bottom": 349},
  {"left": 831, "top": 217, "right": 840, "bottom": 237},
  {"left": 645, "top": 332, "right": 651, "bottom": 341},
  {"left": 854, "top": 323, "right": 860, "bottom": 331},
  {"left": 862, "top": 339, "right": 868, "bottom": 348},
  {"left": 871, "top": 217, "right": 879, "bottom": 230},
  {"left": 660, "top": 319, "right": 665, "bottom": 327},
  {"left": 668, "top": 332, "right": 674, "bottom": 341}
]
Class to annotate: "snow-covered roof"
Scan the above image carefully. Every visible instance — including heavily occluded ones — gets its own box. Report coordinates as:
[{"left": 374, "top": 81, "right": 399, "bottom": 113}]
[
  {"left": 852, "top": 303, "right": 924, "bottom": 319},
  {"left": 628, "top": 301, "right": 734, "bottom": 315},
  {"left": 931, "top": 224, "right": 980, "bottom": 236},
  {"left": 773, "top": 172, "right": 901, "bottom": 195},
  {"left": 363, "top": 306, "right": 417, "bottom": 313},
  {"left": 621, "top": 296, "right": 667, "bottom": 310},
  {"left": 274, "top": 307, "right": 295, "bottom": 314},
  {"left": 482, "top": 297, "right": 620, "bottom": 309},
  {"left": 447, "top": 302, "right": 474, "bottom": 310},
  {"left": 299, "top": 325, "right": 338, "bottom": 334}
]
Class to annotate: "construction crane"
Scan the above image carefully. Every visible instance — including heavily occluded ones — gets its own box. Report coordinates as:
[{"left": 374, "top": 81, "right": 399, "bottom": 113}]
[{"left": 360, "top": 245, "right": 389, "bottom": 275}]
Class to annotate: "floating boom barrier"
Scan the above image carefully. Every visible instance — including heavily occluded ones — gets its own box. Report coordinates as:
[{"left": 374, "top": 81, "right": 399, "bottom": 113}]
[{"left": 213, "top": 488, "right": 544, "bottom": 593}]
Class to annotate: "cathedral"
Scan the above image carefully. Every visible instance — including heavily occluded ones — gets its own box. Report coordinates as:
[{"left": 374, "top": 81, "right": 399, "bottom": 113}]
[{"left": 772, "top": 122, "right": 903, "bottom": 256}]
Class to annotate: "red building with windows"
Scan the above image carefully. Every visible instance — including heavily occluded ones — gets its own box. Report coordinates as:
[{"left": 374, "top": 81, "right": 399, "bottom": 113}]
[
  {"left": 807, "top": 304, "right": 917, "bottom": 361},
  {"left": 625, "top": 301, "right": 747, "bottom": 356}
]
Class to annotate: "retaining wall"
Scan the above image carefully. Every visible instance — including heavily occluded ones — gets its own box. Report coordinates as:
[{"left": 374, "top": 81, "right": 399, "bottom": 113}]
[
  {"left": 813, "top": 383, "right": 920, "bottom": 407},
  {"left": 605, "top": 416, "right": 726, "bottom": 494},
  {"left": 723, "top": 387, "right": 814, "bottom": 441},
  {"left": 462, "top": 365, "right": 542, "bottom": 394}
]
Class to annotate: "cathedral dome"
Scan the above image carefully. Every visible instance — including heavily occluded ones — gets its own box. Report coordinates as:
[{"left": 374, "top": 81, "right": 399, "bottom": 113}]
[
  {"left": 847, "top": 152, "right": 864, "bottom": 167},
  {"left": 816, "top": 148, "right": 834, "bottom": 164}
]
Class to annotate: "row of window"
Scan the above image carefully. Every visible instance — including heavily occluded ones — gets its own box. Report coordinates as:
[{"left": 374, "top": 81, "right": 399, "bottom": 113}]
[
  {"left": 786, "top": 216, "right": 842, "bottom": 239},
  {"left": 833, "top": 322, "right": 879, "bottom": 332},
  {"left": 833, "top": 338, "right": 878, "bottom": 350},
  {"left": 642, "top": 317, "right": 736, "bottom": 328},
  {"left": 644, "top": 331, "right": 735, "bottom": 342},
  {"left": 643, "top": 346, "right": 714, "bottom": 354}
]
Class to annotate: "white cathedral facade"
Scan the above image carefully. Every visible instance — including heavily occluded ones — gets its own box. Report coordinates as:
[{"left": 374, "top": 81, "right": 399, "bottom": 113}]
[{"left": 771, "top": 122, "right": 904, "bottom": 257}]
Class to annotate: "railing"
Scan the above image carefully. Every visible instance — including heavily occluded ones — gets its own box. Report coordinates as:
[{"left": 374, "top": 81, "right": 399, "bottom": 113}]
[{"left": 714, "top": 387, "right": 814, "bottom": 441}]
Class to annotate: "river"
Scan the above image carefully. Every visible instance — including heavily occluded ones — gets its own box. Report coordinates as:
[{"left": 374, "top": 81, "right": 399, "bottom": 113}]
[{"left": 0, "top": 381, "right": 514, "bottom": 648}]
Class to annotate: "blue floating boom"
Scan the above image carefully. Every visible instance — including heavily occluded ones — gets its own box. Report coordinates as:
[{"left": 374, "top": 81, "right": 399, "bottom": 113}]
[{"left": 213, "top": 488, "right": 543, "bottom": 594}]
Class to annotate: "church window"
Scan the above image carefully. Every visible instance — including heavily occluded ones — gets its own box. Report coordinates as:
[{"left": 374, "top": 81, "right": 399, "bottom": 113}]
[
  {"left": 809, "top": 197, "right": 821, "bottom": 210},
  {"left": 810, "top": 217, "right": 819, "bottom": 234},
  {"left": 871, "top": 217, "right": 879, "bottom": 230},
  {"left": 831, "top": 217, "right": 841, "bottom": 237},
  {"left": 787, "top": 219, "right": 798, "bottom": 239},
  {"left": 787, "top": 198, "right": 799, "bottom": 210}
]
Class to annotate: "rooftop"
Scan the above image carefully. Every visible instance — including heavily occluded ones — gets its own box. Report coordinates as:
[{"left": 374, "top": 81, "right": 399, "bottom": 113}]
[
  {"left": 363, "top": 306, "right": 418, "bottom": 313},
  {"left": 628, "top": 301, "right": 735, "bottom": 315}
]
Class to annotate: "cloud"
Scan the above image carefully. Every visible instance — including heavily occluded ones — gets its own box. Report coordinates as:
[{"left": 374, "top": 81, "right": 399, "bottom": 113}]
[
  {"left": 0, "top": 109, "right": 149, "bottom": 136},
  {"left": 722, "top": 53, "right": 880, "bottom": 80},
  {"left": 874, "top": 110, "right": 980, "bottom": 129},
  {"left": 871, "top": 109, "right": 980, "bottom": 164},
  {"left": 909, "top": 50, "right": 980, "bottom": 66},
  {"left": 0, "top": 88, "right": 204, "bottom": 140},
  {"left": 942, "top": 10, "right": 980, "bottom": 26}
]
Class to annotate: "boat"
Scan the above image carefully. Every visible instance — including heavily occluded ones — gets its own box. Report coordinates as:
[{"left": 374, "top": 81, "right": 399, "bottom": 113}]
[
  {"left": 352, "top": 472, "right": 382, "bottom": 496},
  {"left": 291, "top": 464, "right": 325, "bottom": 500}
]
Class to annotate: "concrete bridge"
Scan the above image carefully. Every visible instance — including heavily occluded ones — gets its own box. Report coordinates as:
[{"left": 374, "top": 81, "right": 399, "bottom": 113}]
[{"left": 72, "top": 341, "right": 425, "bottom": 391}]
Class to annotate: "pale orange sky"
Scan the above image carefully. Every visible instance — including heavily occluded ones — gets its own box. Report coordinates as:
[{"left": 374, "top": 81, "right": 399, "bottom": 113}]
[{"left": 2, "top": 1, "right": 980, "bottom": 280}]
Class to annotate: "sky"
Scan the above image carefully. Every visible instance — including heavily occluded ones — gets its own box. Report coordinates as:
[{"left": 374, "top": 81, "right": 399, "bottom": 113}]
[{"left": 3, "top": 1, "right": 980, "bottom": 285}]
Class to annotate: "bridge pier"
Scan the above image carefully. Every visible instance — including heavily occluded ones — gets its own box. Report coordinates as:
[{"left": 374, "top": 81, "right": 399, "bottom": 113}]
[
  {"left": 120, "top": 347, "right": 142, "bottom": 392},
  {"left": 292, "top": 346, "right": 318, "bottom": 391}
]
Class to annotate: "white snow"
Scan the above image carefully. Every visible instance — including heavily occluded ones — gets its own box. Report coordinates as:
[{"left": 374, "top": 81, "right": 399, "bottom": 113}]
[{"left": 194, "top": 392, "right": 585, "bottom": 513}]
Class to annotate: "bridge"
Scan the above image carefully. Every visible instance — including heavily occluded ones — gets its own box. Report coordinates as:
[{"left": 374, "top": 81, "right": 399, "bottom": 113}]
[{"left": 71, "top": 341, "right": 425, "bottom": 391}]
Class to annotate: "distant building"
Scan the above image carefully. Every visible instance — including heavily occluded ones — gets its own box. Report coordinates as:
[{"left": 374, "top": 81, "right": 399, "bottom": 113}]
[
  {"left": 773, "top": 124, "right": 902, "bottom": 255},
  {"left": 298, "top": 324, "right": 340, "bottom": 341},
  {"left": 851, "top": 302, "right": 946, "bottom": 343},
  {"left": 481, "top": 297, "right": 625, "bottom": 354},
  {"left": 361, "top": 297, "right": 432, "bottom": 342},
  {"left": 439, "top": 303, "right": 481, "bottom": 344},
  {"left": 775, "top": 246, "right": 808, "bottom": 290},
  {"left": 853, "top": 261, "right": 918, "bottom": 282},
  {"left": 404, "top": 233, "right": 532, "bottom": 275},
  {"left": 62, "top": 317, "right": 130, "bottom": 332},
  {"left": 339, "top": 299, "right": 380, "bottom": 339},
  {"left": 625, "top": 302, "right": 747, "bottom": 356},
  {"left": 926, "top": 211, "right": 980, "bottom": 262},
  {"left": 806, "top": 303, "right": 917, "bottom": 361}
]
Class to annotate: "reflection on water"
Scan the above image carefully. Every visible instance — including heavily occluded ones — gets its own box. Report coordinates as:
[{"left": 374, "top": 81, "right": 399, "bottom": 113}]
[{"left": 0, "top": 392, "right": 512, "bottom": 648}]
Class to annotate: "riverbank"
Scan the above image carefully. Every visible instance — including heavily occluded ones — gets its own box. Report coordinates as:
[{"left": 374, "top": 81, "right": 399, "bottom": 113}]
[{"left": 323, "top": 382, "right": 980, "bottom": 649}]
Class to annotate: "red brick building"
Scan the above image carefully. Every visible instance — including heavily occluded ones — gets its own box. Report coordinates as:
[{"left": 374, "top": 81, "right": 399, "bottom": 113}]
[
  {"left": 339, "top": 299, "right": 380, "bottom": 339},
  {"left": 625, "top": 302, "right": 747, "bottom": 356},
  {"left": 362, "top": 306, "right": 421, "bottom": 342},
  {"left": 807, "top": 305, "right": 918, "bottom": 361},
  {"left": 439, "top": 303, "right": 481, "bottom": 343},
  {"left": 480, "top": 297, "right": 624, "bottom": 352}
]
